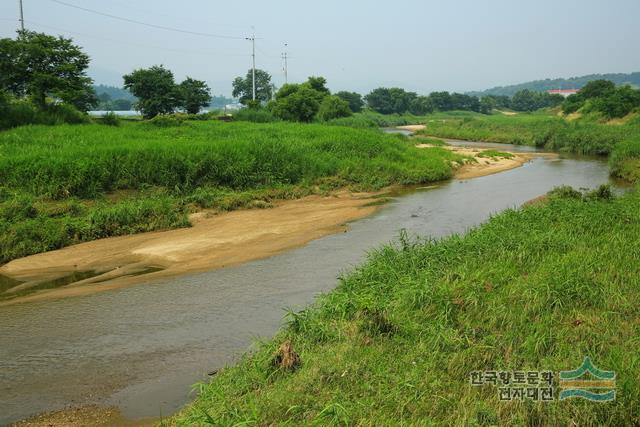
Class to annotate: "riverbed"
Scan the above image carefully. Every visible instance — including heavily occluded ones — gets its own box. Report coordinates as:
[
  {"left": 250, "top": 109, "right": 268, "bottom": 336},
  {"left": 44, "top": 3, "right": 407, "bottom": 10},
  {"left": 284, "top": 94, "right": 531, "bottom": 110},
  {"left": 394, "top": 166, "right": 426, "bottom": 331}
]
[{"left": 0, "top": 141, "right": 620, "bottom": 425}]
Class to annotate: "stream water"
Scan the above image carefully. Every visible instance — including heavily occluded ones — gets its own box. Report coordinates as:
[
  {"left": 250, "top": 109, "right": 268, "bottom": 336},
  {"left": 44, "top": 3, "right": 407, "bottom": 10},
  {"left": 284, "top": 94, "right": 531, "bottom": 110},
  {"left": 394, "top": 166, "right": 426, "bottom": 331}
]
[{"left": 0, "top": 140, "right": 621, "bottom": 424}]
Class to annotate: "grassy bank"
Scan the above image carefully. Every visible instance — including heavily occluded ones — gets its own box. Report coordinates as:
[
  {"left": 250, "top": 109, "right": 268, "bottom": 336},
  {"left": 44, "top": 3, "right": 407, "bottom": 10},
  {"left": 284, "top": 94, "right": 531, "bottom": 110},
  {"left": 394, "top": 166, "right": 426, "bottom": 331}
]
[
  {"left": 175, "top": 186, "right": 640, "bottom": 426},
  {"left": 418, "top": 112, "right": 640, "bottom": 182},
  {"left": 0, "top": 120, "right": 463, "bottom": 263}
]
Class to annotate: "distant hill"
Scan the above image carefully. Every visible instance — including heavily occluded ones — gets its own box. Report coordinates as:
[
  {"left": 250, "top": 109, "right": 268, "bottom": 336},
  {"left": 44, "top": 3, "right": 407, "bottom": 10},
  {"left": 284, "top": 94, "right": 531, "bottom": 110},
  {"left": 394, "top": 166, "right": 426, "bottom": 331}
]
[
  {"left": 93, "top": 84, "right": 136, "bottom": 101},
  {"left": 470, "top": 72, "right": 640, "bottom": 97}
]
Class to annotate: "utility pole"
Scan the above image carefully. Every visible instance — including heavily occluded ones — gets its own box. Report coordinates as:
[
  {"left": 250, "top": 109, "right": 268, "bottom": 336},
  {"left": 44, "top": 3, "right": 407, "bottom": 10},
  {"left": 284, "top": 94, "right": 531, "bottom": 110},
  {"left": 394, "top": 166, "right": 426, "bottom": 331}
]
[
  {"left": 18, "top": 0, "right": 25, "bottom": 31},
  {"left": 245, "top": 30, "right": 256, "bottom": 102},
  {"left": 282, "top": 43, "right": 288, "bottom": 84}
]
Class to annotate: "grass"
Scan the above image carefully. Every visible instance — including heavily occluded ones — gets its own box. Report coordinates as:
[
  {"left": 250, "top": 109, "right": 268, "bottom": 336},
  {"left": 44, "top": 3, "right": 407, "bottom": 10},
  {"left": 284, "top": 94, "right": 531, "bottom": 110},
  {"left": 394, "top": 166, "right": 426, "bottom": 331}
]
[
  {"left": 477, "top": 149, "right": 515, "bottom": 159},
  {"left": 415, "top": 111, "right": 640, "bottom": 184},
  {"left": 0, "top": 120, "right": 463, "bottom": 263},
  {"left": 418, "top": 112, "right": 639, "bottom": 155},
  {"left": 174, "top": 185, "right": 640, "bottom": 426}
]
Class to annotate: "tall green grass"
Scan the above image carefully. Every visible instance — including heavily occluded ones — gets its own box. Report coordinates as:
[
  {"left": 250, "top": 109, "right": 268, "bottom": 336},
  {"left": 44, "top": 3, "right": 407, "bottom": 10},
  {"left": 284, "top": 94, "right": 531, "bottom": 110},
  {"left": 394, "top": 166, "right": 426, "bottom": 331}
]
[
  {"left": 609, "top": 136, "right": 640, "bottom": 183},
  {"left": 0, "top": 121, "right": 462, "bottom": 263},
  {"left": 175, "top": 186, "right": 640, "bottom": 426},
  {"left": 0, "top": 121, "right": 460, "bottom": 199},
  {"left": 419, "top": 113, "right": 638, "bottom": 156}
]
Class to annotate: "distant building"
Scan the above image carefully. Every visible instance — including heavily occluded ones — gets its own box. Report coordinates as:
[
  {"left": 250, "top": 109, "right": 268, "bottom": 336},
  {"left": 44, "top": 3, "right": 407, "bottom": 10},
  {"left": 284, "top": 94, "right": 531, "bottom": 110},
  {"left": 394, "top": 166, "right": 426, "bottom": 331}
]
[{"left": 546, "top": 89, "right": 579, "bottom": 98}]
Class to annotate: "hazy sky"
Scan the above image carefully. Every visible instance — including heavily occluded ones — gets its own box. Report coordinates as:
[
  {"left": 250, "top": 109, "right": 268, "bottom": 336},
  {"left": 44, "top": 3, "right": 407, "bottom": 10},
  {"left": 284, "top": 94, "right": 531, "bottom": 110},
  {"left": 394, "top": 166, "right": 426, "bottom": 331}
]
[{"left": 1, "top": 0, "right": 639, "bottom": 96}]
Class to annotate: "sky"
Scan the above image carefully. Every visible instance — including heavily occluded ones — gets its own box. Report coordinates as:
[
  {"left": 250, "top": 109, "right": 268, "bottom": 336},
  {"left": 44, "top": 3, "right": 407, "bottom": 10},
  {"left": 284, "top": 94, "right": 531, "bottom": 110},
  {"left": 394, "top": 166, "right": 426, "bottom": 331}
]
[{"left": 1, "top": 0, "right": 639, "bottom": 97}]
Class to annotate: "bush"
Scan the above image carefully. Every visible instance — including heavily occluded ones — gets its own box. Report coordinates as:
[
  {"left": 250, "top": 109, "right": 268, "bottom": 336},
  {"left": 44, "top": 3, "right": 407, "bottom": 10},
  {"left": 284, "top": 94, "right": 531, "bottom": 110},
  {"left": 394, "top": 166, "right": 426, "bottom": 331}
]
[
  {"left": 46, "top": 103, "right": 91, "bottom": 124},
  {"left": 147, "top": 114, "right": 184, "bottom": 127},
  {"left": 269, "top": 86, "right": 322, "bottom": 122},
  {"left": 547, "top": 185, "right": 582, "bottom": 199},
  {"left": 317, "top": 96, "right": 352, "bottom": 121},
  {"left": 233, "top": 108, "right": 279, "bottom": 123},
  {"left": 610, "top": 136, "right": 640, "bottom": 182},
  {"left": 101, "top": 111, "right": 120, "bottom": 126},
  {"left": 0, "top": 98, "right": 89, "bottom": 130}
]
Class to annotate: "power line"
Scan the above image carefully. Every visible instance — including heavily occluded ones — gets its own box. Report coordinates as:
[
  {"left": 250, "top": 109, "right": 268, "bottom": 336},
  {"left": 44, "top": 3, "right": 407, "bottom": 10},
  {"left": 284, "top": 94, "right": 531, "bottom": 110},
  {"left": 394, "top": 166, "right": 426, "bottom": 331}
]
[
  {"left": 24, "top": 20, "right": 250, "bottom": 57},
  {"left": 49, "top": 0, "right": 246, "bottom": 40}
]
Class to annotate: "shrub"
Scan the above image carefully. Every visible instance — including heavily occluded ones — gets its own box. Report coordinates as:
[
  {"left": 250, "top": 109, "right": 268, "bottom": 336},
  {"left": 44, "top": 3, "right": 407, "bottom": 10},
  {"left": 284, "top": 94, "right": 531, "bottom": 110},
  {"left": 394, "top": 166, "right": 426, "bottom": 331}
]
[
  {"left": 269, "top": 86, "right": 322, "bottom": 122},
  {"left": 0, "top": 99, "right": 89, "bottom": 130},
  {"left": 317, "top": 96, "right": 352, "bottom": 121},
  {"left": 147, "top": 114, "right": 184, "bottom": 127},
  {"left": 609, "top": 136, "right": 640, "bottom": 182},
  {"left": 46, "top": 103, "right": 91, "bottom": 124},
  {"left": 101, "top": 111, "right": 120, "bottom": 126},
  {"left": 547, "top": 185, "right": 582, "bottom": 199},
  {"left": 233, "top": 108, "right": 279, "bottom": 123}
]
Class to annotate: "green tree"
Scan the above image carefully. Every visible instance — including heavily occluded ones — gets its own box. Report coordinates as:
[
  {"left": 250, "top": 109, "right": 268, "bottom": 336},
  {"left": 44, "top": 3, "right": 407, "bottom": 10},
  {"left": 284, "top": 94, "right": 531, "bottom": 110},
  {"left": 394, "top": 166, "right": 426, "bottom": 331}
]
[
  {"left": 0, "top": 30, "right": 97, "bottom": 111},
  {"left": 335, "top": 91, "right": 364, "bottom": 112},
  {"left": 269, "top": 85, "right": 321, "bottom": 122},
  {"left": 112, "top": 99, "right": 133, "bottom": 111},
  {"left": 123, "top": 65, "right": 180, "bottom": 119},
  {"left": 178, "top": 77, "right": 211, "bottom": 114},
  {"left": 408, "top": 96, "right": 434, "bottom": 115},
  {"left": 479, "top": 96, "right": 496, "bottom": 114},
  {"left": 429, "top": 91, "right": 453, "bottom": 111},
  {"left": 232, "top": 69, "right": 274, "bottom": 105},
  {"left": 268, "top": 77, "right": 333, "bottom": 122},
  {"left": 594, "top": 86, "right": 640, "bottom": 118},
  {"left": 510, "top": 89, "right": 537, "bottom": 112},
  {"left": 304, "top": 76, "right": 330, "bottom": 96},
  {"left": 365, "top": 88, "right": 416, "bottom": 114},
  {"left": 317, "top": 95, "right": 352, "bottom": 121},
  {"left": 579, "top": 79, "right": 616, "bottom": 100}
]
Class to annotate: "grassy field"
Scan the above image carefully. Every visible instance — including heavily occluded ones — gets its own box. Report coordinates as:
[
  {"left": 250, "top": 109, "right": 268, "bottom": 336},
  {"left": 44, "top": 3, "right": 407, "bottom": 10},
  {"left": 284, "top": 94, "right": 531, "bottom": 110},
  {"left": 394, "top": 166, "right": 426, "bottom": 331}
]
[
  {"left": 418, "top": 112, "right": 640, "bottom": 182},
  {"left": 174, "top": 185, "right": 640, "bottom": 426},
  {"left": 0, "top": 120, "right": 463, "bottom": 263}
]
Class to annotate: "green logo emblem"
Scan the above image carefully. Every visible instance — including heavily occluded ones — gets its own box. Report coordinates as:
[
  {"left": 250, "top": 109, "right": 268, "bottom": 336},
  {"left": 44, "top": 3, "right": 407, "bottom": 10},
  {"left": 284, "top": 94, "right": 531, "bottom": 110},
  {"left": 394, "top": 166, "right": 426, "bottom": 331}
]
[{"left": 559, "top": 357, "right": 616, "bottom": 402}]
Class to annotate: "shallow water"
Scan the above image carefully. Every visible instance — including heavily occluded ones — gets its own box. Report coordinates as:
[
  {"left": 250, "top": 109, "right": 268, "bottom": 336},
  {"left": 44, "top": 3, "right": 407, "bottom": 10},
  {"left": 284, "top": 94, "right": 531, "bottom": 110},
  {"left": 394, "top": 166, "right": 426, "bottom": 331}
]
[{"left": 0, "top": 144, "right": 621, "bottom": 424}]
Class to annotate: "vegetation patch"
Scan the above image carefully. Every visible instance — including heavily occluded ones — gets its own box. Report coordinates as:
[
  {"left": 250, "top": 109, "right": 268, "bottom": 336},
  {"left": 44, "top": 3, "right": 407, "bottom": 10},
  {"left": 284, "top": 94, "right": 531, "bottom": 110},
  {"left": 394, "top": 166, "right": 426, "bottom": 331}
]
[
  {"left": 174, "top": 186, "right": 640, "bottom": 426},
  {"left": 0, "top": 121, "right": 462, "bottom": 263},
  {"left": 477, "top": 149, "right": 515, "bottom": 159}
]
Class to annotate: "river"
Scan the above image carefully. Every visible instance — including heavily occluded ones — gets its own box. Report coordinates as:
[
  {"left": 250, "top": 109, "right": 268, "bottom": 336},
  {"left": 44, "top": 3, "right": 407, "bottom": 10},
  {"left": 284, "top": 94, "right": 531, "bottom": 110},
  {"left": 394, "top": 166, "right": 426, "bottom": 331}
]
[{"left": 0, "top": 140, "right": 620, "bottom": 424}]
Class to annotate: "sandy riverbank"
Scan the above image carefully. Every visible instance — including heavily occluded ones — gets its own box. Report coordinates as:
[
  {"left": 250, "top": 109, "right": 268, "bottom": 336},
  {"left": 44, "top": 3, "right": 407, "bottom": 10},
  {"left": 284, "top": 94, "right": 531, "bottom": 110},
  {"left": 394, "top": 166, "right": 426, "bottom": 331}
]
[
  {"left": 0, "top": 191, "right": 383, "bottom": 306},
  {"left": 421, "top": 144, "right": 555, "bottom": 179},
  {"left": 0, "top": 141, "right": 549, "bottom": 306}
]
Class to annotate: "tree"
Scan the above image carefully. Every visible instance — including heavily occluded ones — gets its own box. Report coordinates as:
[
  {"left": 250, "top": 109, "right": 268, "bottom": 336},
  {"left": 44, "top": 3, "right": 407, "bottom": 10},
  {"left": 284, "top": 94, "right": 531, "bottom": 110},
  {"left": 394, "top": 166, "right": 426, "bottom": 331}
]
[
  {"left": 269, "top": 86, "right": 321, "bottom": 122},
  {"left": 304, "top": 76, "right": 330, "bottom": 96},
  {"left": 112, "top": 99, "right": 133, "bottom": 111},
  {"left": 408, "top": 96, "right": 434, "bottom": 115},
  {"left": 178, "top": 77, "right": 211, "bottom": 114},
  {"left": 365, "top": 88, "right": 416, "bottom": 114},
  {"left": 510, "top": 89, "right": 537, "bottom": 112},
  {"left": 429, "top": 92, "right": 453, "bottom": 111},
  {"left": 0, "top": 30, "right": 97, "bottom": 111},
  {"left": 479, "top": 97, "right": 496, "bottom": 114},
  {"left": 335, "top": 91, "right": 364, "bottom": 112},
  {"left": 317, "top": 96, "right": 352, "bottom": 121},
  {"left": 578, "top": 79, "right": 616, "bottom": 100},
  {"left": 268, "top": 77, "right": 333, "bottom": 122},
  {"left": 123, "top": 65, "right": 180, "bottom": 119},
  {"left": 232, "top": 69, "right": 274, "bottom": 105},
  {"left": 594, "top": 86, "right": 640, "bottom": 118}
]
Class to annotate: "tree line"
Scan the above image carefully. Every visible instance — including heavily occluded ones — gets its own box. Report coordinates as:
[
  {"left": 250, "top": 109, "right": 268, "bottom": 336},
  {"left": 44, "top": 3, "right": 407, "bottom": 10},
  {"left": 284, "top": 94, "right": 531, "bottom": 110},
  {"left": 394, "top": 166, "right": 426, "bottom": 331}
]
[
  {"left": 2, "top": 29, "right": 602, "bottom": 129},
  {"left": 562, "top": 79, "right": 640, "bottom": 119},
  {"left": 0, "top": 31, "right": 215, "bottom": 124}
]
